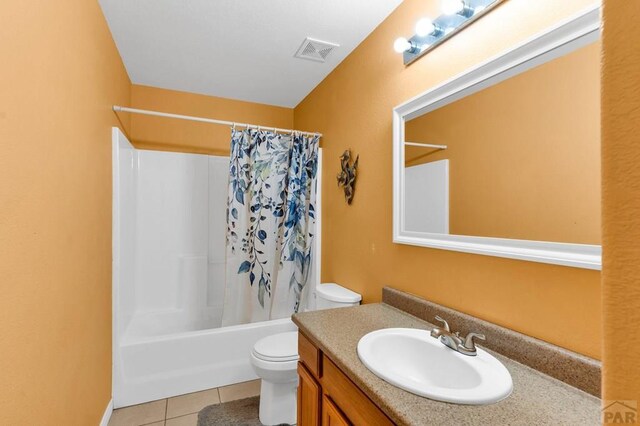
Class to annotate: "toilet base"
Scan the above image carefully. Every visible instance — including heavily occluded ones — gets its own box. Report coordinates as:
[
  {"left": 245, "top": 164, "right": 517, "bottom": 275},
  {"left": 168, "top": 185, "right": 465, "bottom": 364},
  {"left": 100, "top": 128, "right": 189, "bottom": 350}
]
[{"left": 259, "top": 378, "right": 298, "bottom": 426}]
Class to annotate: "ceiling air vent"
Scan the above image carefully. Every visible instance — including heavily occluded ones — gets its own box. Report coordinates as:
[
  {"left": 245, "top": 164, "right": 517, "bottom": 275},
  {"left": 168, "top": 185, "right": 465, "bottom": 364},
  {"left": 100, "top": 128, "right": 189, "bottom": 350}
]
[{"left": 294, "top": 37, "right": 339, "bottom": 63}]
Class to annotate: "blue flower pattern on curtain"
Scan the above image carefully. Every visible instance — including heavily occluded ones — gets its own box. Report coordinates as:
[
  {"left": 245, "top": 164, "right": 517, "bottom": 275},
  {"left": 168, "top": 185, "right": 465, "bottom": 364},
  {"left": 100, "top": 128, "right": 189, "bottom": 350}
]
[{"left": 225, "top": 128, "right": 318, "bottom": 323}]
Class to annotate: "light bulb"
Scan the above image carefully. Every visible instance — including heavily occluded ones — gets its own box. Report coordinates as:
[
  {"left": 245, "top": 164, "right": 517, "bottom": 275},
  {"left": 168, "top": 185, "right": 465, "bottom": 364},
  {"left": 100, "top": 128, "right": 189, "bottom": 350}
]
[
  {"left": 415, "top": 18, "right": 435, "bottom": 37},
  {"left": 442, "top": 0, "right": 465, "bottom": 15},
  {"left": 393, "top": 37, "right": 411, "bottom": 53}
]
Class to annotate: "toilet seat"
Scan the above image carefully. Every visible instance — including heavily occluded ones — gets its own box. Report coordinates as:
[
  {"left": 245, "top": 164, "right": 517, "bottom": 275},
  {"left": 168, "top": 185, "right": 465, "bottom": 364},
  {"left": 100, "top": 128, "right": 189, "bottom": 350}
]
[{"left": 252, "top": 331, "right": 299, "bottom": 363}]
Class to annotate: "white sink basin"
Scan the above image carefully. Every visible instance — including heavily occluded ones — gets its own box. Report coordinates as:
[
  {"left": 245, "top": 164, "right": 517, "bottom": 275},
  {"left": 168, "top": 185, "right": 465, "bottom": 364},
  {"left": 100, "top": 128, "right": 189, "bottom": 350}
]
[{"left": 357, "top": 328, "right": 512, "bottom": 405}]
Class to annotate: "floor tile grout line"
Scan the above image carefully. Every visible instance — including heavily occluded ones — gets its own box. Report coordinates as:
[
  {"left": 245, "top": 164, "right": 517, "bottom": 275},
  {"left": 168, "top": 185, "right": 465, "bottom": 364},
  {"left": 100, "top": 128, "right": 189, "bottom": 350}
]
[
  {"left": 164, "top": 387, "right": 224, "bottom": 420},
  {"left": 166, "top": 411, "right": 201, "bottom": 421},
  {"left": 138, "top": 417, "right": 166, "bottom": 426},
  {"left": 165, "top": 412, "right": 200, "bottom": 424}
]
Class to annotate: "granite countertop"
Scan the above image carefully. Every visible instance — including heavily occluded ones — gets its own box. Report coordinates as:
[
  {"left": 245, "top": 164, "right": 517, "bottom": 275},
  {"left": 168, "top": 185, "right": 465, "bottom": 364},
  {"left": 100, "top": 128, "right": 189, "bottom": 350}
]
[{"left": 292, "top": 303, "right": 600, "bottom": 426}]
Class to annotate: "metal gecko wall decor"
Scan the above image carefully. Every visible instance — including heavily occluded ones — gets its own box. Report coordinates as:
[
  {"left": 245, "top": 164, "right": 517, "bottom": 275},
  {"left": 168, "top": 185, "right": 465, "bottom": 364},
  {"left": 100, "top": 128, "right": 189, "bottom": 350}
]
[{"left": 336, "top": 149, "right": 359, "bottom": 205}]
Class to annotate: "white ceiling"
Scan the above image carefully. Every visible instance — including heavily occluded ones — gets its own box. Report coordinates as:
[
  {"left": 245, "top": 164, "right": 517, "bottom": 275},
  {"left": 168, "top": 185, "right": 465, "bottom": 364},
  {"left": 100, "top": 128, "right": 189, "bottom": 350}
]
[{"left": 99, "top": 0, "right": 403, "bottom": 108}]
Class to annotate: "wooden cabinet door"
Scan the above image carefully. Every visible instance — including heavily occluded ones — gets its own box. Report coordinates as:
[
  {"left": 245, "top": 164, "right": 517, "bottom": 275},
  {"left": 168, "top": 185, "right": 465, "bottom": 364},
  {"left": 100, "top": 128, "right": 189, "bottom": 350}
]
[
  {"left": 322, "top": 395, "right": 351, "bottom": 426},
  {"left": 298, "top": 362, "right": 321, "bottom": 426},
  {"left": 321, "top": 357, "right": 394, "bottom": 426}
]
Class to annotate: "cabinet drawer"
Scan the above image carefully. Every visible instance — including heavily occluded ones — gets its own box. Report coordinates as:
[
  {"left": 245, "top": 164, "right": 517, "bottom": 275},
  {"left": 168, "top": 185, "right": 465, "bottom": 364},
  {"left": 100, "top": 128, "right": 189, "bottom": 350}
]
[
  {"left": 299, "top": 331, "right": 321, "bottom": 377},
  {"left": 321, "top": 356, "right": 394, "bottom": 426}
]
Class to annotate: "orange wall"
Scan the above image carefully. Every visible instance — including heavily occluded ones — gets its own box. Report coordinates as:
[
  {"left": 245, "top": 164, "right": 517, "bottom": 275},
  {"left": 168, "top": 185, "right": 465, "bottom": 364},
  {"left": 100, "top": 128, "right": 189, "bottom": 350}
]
[
  {"left": 602, "top": 0, "right": 640, "bottom": 408},
  {"left": 295, "top": 0, "right": 602, "bottom": 358},
  {"left": 0, "top": 1, "right": 130, "bottom": 425},
  {"left": 405, "top": 42, "right": 601, "bottom": 244},
  {"left": 128, "top": 85, "right": 294, "bottom": 156}
]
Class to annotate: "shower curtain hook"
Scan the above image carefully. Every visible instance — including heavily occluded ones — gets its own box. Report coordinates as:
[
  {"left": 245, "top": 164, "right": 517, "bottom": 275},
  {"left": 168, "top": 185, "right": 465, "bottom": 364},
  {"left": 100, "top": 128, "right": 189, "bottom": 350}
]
[{"left": 232, "top": 122, "right": 236, "bottom": 131}]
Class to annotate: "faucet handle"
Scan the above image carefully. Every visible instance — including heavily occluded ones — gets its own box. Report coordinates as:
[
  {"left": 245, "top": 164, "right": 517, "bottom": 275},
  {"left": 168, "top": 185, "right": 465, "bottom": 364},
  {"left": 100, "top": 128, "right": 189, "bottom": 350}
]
[
  {"left": 434, "top": 315, "right": 450, "bottom": 332},
  {"left": 462, "top": 332, "right": 486, "bottom": 351}
]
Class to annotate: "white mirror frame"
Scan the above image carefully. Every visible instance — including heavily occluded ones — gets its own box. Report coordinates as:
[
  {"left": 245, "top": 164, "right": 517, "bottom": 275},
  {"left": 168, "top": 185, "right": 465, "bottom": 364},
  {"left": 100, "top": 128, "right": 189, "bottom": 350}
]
[{"left": 393, "top": 5, "right": 602, "bottom": 270}]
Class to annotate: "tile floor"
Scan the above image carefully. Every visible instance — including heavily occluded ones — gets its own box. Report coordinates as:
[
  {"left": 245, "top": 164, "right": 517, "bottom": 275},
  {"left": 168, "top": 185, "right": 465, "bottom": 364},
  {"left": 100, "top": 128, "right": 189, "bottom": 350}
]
[{"left": 108, "top": 379, "right": 261, "bottom": 426}]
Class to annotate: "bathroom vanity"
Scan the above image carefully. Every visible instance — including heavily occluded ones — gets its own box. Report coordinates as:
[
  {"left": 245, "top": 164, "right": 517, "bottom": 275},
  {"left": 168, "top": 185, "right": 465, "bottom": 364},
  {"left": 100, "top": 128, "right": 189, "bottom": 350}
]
[
  {"left": 297, "top": 331, "right": 393, "bottom": 425},
  {"left": 293, "top": 288, "right": 600, "bottom": 425}
]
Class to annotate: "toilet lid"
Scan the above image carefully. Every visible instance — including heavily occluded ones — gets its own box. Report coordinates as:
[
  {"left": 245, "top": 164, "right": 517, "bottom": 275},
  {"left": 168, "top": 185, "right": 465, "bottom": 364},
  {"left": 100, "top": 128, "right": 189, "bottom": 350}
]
[
  {"left": 317, "top": 283, "right": 362, "bottom": 303},
  {"left": 253, "top": 331, "right": 299, "bottom": 362}
]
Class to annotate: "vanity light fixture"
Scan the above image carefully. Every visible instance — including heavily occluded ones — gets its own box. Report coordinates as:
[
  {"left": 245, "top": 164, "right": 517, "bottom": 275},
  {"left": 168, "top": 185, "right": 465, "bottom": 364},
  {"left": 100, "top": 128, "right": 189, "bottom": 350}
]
[
  {"left": 394, "top": 0, "right": 505, "bottom": 65},
  {"left": 415, "top": 18, "right": 443, "bottom": 37},
  {"left": 442, "top": 0, "right": 473, "bottom": 17},
  {"left": 393, "top": 37, "right": 419, "bottom": 54}
]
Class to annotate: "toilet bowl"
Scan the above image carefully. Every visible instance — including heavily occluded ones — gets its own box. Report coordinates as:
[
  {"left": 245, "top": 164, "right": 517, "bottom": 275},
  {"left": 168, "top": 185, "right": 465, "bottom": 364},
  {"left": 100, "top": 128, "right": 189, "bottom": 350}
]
[
  {"left": 250, "top": 283, "right": 362, "bottom": 425},
  {"left": 251, "top": 331, "right": 299, "bottom": 426}
]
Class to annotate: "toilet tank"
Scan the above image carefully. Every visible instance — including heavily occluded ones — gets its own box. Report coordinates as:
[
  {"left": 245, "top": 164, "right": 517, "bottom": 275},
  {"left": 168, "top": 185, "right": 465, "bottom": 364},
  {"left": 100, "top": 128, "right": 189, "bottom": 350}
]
[{"left": 316, "top": 283, "right": 362, "bottom": 310}]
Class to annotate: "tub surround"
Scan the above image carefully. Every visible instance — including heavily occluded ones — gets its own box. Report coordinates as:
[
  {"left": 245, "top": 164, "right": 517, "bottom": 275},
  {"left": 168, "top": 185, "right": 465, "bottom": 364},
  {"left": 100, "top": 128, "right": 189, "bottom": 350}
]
[
  {"left": 292, "top": 294, "right": 600, "bottom": 425},
  {"left": 383, "top": 287, "right": 601, "bottom": 397},
  {"left": 112, "top": 128, "right": 300, "bottom": 407}
]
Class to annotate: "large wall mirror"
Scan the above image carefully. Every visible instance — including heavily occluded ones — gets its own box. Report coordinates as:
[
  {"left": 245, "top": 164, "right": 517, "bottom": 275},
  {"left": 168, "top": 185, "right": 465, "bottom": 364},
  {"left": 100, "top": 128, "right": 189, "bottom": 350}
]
[{"left": 393, "top": 6, "right": 601, "bottom": 269}]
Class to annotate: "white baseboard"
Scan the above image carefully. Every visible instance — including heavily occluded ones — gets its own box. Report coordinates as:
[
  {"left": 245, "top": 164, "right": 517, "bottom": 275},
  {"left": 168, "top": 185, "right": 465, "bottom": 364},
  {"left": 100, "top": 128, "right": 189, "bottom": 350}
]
[{"left": 100, "top": 399, "right": 113, "bottom": 426}]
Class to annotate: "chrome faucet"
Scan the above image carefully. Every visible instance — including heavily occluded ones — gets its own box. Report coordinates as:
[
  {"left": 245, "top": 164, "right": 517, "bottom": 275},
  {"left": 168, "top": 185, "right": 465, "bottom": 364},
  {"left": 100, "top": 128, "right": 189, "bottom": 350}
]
[{"left": 430, "top": 316, "right": 486, "bottom": 356}]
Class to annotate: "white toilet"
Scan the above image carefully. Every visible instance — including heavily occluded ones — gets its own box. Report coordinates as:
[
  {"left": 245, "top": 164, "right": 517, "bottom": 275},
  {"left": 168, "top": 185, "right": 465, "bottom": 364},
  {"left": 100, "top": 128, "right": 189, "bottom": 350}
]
[{"left": 250, "top": 283, "right": 362, "bottom": 425}]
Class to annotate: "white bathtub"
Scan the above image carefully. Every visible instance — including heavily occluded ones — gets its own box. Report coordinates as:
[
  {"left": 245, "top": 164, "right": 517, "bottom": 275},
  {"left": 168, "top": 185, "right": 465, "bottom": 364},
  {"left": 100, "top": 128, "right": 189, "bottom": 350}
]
[
  {"left": 111, "top": 128, "right": 318, "bottom": 408},
  {"left": 113, "top": 316, "right": 297, "bottom": 408}
]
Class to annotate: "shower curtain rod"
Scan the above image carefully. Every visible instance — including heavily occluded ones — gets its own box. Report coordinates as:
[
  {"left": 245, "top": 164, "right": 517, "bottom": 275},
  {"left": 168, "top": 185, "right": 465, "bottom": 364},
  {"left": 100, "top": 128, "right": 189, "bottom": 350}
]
[
  {"left": 112, "top": 106, "right": 322, "bottom": 138},
  {"left": 404, "top": 141, "right": 447, "bottom": 150}
]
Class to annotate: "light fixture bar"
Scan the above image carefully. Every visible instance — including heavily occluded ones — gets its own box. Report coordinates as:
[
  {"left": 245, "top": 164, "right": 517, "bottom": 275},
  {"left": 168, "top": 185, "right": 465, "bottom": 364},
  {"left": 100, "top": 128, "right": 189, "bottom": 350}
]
[{"left": 394, "top": 0, "right": 506, "bottom": 65}]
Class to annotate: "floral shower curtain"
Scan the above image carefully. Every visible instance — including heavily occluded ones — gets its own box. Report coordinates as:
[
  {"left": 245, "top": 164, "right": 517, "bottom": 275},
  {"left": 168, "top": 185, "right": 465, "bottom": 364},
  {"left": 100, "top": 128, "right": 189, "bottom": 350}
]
[{"left": 222, "top": 128, "right": 319, "bottom": 326}]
